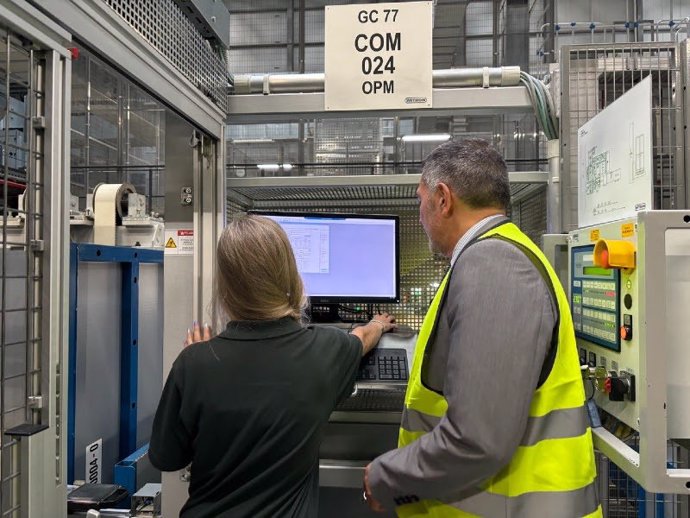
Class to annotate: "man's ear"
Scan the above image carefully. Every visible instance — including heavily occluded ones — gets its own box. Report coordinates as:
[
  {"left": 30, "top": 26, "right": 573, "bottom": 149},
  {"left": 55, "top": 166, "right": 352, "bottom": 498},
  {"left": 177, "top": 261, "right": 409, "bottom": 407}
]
[{"left": 436, "top": 182, "right": 454, "bottom": 216}]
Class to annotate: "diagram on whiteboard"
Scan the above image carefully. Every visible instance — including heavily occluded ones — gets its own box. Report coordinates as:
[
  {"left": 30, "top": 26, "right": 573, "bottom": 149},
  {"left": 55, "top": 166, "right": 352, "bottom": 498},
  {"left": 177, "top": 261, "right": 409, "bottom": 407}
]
[
  {"left": 584, "top": 147, "right": 620, "bottom": 194},
  {"left": 584, "top": 122, "right": 645, "bottom": 196},
  {"left": 630, "top": 123, "right": 646, "bottom": 180},
  {"left": 578, "top": 76, "right": 653, "bottom": 228}
]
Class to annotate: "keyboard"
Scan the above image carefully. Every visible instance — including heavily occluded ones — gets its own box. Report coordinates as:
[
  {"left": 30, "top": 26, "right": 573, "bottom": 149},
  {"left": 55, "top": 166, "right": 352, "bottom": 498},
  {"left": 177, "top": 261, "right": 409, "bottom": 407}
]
[
  {"left": 357, "top": 348, "right": 408, "bottom": 382},
  {"left": 335, "top": 388, "right": 406, "bottom": 412}
]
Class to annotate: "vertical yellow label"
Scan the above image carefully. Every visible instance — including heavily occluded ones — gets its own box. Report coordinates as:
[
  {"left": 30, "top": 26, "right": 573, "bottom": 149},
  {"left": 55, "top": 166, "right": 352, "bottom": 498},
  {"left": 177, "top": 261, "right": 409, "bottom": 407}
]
[
  {"left": 590, "top": 229, "right": 600, "bottom": 242},
  {"left": 621, "top": 223, "right": 635, "bottom": 238}
]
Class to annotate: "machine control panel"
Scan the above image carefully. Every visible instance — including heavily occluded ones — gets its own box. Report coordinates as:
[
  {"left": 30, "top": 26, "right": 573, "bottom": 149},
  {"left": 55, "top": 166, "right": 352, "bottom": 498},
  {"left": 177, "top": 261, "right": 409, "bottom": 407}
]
[
  {"left": 571, "top": 245, "right": 621, "bottom": 351},
  {"left": 568, "top": 219, "right": 639, "bottom": 431}
]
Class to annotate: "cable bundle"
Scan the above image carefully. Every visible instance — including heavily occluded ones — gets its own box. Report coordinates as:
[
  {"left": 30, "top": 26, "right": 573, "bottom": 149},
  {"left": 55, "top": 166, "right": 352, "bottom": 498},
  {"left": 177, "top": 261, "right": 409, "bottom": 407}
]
[{"left": 520, "top": 71, "right": 559, "bottom": 141}]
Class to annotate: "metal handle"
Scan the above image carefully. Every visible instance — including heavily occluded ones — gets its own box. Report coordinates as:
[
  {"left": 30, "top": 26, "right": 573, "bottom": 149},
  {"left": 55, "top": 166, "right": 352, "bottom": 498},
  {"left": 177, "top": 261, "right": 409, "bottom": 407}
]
[{"left": 319, "top": 460, "right": 368, "bottom": 488}]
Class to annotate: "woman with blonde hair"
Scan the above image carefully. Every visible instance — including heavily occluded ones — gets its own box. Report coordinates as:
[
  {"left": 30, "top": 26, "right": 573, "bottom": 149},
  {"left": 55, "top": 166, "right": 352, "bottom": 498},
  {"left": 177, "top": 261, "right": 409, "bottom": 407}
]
[{"left": 149, "top": 214, "right": 396, "bottom": 518}]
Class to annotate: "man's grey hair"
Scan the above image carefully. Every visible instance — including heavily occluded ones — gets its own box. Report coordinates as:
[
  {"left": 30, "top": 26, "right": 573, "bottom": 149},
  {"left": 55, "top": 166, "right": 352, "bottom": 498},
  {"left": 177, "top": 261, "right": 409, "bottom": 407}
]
[{"left": 421, "top": 138, "right": 511, "bottom": 210}]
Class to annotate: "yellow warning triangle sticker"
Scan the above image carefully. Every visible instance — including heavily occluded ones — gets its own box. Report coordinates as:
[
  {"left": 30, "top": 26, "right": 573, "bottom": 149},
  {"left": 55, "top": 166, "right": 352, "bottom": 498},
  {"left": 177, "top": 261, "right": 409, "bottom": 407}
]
[{"left": 165, "top": 237, "right": 177, "bottom": 248}]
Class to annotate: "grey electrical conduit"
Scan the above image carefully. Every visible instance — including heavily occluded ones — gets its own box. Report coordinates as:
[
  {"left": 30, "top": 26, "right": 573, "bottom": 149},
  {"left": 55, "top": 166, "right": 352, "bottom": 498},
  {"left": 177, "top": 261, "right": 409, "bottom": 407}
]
[{"left": 230, "top": 67, "right": 559, "bottom": 141}]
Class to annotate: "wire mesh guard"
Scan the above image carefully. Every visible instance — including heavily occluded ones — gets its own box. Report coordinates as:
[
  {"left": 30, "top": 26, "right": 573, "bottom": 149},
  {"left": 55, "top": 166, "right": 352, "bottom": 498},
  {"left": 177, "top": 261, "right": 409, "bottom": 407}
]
[
  {"left": 226, "top": 113, "right": 546, "bottom": 181},
  {"left": 597, "top": 443, "right": 687, "bottom": 518},
  {"left": 103, "top": 0, "right": 228, "bottom": 112},
  {"left": 0, "top": 28, "right": 44, "bottom": 518},
  {"left": 227, "top": 179, "right": 547, "bottom": 330},
  {"left": 560, "top": 42, "right": 684, "bottom": 230}
]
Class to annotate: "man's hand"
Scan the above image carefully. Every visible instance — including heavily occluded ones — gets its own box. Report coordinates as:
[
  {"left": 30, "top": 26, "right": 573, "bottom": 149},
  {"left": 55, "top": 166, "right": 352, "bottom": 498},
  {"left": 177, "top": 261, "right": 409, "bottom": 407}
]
[
  {"left": 363, "top": 464, "right": 386, "bottom": 513},
  {"left": 184, "top": 321, "right": 212, "bottom": 347}
]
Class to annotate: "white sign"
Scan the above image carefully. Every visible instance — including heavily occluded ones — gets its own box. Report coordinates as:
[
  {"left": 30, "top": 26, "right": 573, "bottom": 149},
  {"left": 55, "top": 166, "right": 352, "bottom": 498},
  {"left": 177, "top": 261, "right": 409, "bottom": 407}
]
[
  {"left": 324, "top": 1, "right": 433, "bottom": 111},
  {"left": 164, "top": 229, "right": 194, "bottom": 255},
  {"left": 578, "top": 76, "right": 653, "bottom": 228},
  {"left": 85, "top": 439, "right": 102, "bottom": 484}
]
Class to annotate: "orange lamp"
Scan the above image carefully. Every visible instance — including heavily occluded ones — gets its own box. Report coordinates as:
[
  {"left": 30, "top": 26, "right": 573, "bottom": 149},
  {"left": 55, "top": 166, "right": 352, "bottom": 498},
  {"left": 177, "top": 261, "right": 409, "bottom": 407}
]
[{"left": 593, "top": 239, "right": 636, "bottom": 269}]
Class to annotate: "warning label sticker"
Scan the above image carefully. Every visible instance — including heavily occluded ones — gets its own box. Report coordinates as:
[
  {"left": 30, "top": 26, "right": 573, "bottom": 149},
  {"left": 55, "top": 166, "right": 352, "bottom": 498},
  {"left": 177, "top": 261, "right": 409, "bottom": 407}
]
[{"left": 164, "top": 229, "right": 194, "bottom": 255}]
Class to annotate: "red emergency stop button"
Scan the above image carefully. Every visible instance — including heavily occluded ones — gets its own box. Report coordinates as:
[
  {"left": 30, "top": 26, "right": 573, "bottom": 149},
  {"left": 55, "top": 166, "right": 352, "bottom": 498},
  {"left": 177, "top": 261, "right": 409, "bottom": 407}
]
[
  {"left": 620, "top": 313, "right": 632, "bottom": 342},
  {"left": 604, "top": 378, "right": 612, "bottom": 394}
]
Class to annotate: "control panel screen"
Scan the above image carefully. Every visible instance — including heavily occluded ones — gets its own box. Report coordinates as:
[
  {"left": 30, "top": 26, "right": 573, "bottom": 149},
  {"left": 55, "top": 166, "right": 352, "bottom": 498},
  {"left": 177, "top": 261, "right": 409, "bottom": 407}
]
[{"left": 571, "top": 245, "right": 621, "bottom": 351}]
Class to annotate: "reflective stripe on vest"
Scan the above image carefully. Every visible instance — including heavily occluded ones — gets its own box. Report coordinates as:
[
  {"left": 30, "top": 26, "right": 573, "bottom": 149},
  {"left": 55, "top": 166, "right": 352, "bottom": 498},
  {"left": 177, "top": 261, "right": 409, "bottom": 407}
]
[
  {"left": 398, "top": 506, "right": 603, "bottom": 518},
  {"left": 447, "top": 481, "right": 600, "bottom": 518},
  {"left": 396, "top": 222, "right": 600, "bottom": 518},
  {"left": 401, "top": 405, "right": 589, "bottom": 447}
]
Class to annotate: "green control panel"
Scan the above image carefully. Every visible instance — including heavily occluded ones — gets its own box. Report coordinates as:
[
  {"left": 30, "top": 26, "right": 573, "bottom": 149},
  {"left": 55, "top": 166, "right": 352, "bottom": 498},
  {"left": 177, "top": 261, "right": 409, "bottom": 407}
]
[{"left": 571, "top": 245, "right": 620, "bottom": 351}]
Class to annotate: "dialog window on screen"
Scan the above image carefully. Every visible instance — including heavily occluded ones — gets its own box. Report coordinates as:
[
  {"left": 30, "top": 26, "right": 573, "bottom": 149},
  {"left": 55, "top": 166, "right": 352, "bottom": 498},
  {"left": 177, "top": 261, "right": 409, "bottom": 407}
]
[
  {"left": 283, "top": 225, "right": 330, "bottom": 274},
  {"left": 266, "top": 215, "right": 397, "bottom": 299}
]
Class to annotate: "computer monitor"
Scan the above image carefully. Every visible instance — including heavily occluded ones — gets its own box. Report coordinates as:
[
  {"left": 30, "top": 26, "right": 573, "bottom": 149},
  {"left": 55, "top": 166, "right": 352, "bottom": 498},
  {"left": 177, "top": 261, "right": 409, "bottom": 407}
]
[{"left": 254, "top": 211, "right": 400, "bottom": 304}]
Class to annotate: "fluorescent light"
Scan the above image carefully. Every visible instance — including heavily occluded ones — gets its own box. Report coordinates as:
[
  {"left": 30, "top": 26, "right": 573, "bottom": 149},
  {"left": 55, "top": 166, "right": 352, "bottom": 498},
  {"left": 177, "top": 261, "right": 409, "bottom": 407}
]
[
  {"left": 257, "top": 163, "right": 280, "bottom": 172},
  {"left": 230, "top": 138, "right": 275, "bottom": 144},
  {"left": 401, "top": 133, "right": 452, "bottom": 143},
  {"left": 257, "top": 163, "right": 293, "bottom": 172}
]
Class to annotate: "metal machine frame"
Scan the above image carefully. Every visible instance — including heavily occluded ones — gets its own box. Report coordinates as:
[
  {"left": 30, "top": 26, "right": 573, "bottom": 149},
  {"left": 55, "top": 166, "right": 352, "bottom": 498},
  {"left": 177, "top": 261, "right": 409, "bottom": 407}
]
[
  {"left": 228, "top": 86, "right": 533, "bottom": 123},
  {"left": 556, "top": 39, "right": 690, "bottom": 500},
  {"left": 0, "top": 2, "right": 226, "bottom": 516},
  {"left": 0, "top": 2, "right": 72, "bottom": 516},
  {"left": 590, "top": 211, "right": 690, "bottom": 494},
  {"left": 68, "top": 243, "right": 163, "bottom": 484}
]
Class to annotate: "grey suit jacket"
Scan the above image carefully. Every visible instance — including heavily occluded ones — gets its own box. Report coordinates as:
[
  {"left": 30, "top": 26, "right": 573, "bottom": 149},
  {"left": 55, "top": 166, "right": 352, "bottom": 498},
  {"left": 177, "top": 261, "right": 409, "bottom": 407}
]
[{"left": 368, "top": 218, "right": 558, "bottom": 510}]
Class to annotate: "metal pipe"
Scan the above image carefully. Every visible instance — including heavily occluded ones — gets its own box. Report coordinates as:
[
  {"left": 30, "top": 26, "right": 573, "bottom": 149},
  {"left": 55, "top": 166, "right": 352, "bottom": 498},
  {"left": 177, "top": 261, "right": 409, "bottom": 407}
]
[
  {"left": 232, "top": 72, "right": 325, "bottom": 94},
  {"left": 298, "top": 0, "right": 305, "bottom": 74},
  {"left": 634, "top": 0, "right": 642, "bottom": 41},
  {"left": 546, "top": 139, "right": 561, "bottom": 234},
  {"left": 432, "top": 67, "right": 520, "bottom": 87},
  {"left": 231, "top": 66, "right": 522, "bottom": 95}
]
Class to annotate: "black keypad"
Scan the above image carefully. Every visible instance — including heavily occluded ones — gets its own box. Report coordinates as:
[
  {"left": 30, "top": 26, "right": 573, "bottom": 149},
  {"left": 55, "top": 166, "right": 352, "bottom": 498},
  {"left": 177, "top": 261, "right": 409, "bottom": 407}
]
[{"left": 355, "top": 348, "right": 408, "bottom": 382}]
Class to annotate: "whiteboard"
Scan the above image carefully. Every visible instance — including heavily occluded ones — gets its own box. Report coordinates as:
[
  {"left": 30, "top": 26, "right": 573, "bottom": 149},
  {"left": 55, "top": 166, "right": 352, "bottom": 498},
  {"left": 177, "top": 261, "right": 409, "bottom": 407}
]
[{"left": 577, "top": 75, "right": 653, "bottom": 228}]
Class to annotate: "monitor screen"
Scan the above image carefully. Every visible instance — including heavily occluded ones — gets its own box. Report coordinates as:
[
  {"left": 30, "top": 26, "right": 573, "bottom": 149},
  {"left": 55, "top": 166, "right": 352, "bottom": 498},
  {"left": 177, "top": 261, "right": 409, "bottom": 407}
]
[{"left": 254, "top": 211, "right": 399, "bottom": 303}]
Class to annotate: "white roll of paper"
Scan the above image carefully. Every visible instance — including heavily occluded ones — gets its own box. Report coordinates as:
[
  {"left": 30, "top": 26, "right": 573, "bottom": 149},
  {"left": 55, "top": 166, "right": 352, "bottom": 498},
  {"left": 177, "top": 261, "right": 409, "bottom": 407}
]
[{"left": 93, "top": 183, "right": 135, "bottom": 245}]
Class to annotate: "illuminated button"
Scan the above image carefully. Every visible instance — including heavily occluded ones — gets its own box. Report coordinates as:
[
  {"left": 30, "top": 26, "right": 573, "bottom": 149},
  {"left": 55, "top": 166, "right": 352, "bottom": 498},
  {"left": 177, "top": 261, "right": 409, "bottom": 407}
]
[
  {"left": 594, "top": 239, "right": 636, "bottom": 269},
  {"left": 621, "top": 314, "right": 633, "bottom": 341},
  {"left": 598, "top": 249, "right": 610, "bottom": 268}
]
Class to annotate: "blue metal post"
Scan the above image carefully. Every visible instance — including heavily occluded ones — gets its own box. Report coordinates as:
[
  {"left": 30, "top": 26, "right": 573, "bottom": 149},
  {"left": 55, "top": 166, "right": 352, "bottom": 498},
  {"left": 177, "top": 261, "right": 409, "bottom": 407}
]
[
  {"left": 114, "top": 443, "right": 151, "bottom": 503},
  {"left": 120, "top": 259, "right": 140, "bottom": 458}
]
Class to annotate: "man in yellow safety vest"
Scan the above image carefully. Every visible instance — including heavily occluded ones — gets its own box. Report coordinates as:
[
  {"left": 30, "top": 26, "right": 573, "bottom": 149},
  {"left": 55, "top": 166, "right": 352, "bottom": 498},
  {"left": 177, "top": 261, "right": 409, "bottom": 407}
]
[{"left": 363, "top": 138, "right": 601, "bottom": 518}]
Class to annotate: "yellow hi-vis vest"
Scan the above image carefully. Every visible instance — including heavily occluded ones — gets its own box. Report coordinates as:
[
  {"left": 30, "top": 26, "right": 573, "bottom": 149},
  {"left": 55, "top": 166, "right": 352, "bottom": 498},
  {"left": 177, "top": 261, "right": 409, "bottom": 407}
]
[{"left": 397, "top": 222, "right": 601, "bottom": 518}]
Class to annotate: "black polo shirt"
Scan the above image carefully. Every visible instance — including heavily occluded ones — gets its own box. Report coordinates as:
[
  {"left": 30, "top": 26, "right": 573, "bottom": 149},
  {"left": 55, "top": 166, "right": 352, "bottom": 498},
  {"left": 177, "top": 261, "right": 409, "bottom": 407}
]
[{"left": 149, "top": 318, "right": 362, "bottom": 518}]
